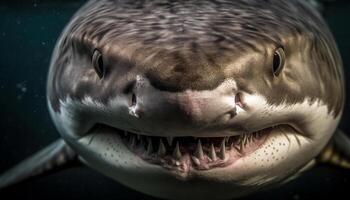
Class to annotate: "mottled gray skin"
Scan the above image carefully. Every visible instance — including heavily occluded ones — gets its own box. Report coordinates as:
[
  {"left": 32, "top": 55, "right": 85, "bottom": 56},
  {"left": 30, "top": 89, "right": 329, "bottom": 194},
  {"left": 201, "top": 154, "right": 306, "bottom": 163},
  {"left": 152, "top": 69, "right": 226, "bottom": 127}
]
[
  {"left": 49, "top": 0, "right": 343, "bottom": 114},
  {"left": 44, "top": 0, "right": 344, "bottom": 199}
]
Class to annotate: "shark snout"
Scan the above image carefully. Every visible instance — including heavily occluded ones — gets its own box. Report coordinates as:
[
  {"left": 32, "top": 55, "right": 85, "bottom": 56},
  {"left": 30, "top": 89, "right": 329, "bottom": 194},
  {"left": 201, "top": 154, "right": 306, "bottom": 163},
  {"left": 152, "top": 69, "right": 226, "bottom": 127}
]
[
  {"left": 127, "top": 76, "right": 240, "bottom": 135},
  {"left": 174, "top": 91, "right": 237, "bottom": 124}
]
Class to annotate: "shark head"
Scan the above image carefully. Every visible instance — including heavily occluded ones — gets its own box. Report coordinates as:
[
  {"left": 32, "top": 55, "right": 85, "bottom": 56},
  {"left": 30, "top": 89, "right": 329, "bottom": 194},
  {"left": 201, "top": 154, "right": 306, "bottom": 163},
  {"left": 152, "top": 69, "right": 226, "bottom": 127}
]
[{"left": 47, "top": 0, "right": 344, "bottom": 199}]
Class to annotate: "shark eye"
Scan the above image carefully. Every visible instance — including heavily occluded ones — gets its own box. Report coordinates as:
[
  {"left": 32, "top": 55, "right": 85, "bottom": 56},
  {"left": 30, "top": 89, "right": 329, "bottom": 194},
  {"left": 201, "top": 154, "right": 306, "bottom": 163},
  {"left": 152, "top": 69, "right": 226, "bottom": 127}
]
[
  {"left": 92, "top": 49, "right": 104, "bottom": 79},
  {"left": 272, "top": 47, "right": 285, "bottom": 77}
]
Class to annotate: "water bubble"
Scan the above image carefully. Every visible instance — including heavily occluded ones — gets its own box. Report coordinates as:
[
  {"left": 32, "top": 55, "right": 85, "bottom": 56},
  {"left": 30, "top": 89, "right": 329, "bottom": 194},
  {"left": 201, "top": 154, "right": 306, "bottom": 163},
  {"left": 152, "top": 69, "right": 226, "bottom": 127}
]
[{"left": 16, "top": 82, "right": 27, "bottom": 93}]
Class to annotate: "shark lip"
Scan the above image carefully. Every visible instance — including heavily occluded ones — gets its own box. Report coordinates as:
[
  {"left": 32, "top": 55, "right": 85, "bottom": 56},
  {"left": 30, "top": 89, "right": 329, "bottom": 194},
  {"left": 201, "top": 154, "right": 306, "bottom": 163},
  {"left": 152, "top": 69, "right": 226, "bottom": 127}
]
[{"left": 87, "top": 124, "right": 283, "bottom": 172}]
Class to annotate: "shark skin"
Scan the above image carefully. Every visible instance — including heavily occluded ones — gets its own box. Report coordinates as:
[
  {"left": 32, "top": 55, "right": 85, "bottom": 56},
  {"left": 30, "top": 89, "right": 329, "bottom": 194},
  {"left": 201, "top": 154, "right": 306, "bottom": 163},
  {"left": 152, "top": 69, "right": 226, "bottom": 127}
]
[{"left": 0, "top": 0, "right": 349, "bottom": 199}]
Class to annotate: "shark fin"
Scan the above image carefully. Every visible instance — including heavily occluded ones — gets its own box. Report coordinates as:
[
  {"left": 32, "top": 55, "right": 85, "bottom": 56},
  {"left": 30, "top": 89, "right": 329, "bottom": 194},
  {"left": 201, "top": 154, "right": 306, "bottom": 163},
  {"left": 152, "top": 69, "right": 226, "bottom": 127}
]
[
  {"left": 0, "top": 139, "right": 77, "bottom": 189},
  {"left": 317, "top": 129, "right": 350, "bottom": 169}
]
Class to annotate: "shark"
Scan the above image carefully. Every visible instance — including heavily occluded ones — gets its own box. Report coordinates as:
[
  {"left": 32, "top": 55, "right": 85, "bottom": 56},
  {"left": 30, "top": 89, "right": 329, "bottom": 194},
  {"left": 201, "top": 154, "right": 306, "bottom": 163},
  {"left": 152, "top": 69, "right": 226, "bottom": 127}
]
[{"left": 1, "top": 0, "right": 350, "bottom": 199}]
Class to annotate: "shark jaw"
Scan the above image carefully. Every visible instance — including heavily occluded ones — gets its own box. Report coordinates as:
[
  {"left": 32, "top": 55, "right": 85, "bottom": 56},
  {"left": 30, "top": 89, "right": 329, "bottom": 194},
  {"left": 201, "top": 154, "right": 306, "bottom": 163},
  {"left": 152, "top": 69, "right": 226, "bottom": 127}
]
[
  {"left": 50, "top": 93, "right": 341, "bottom": 199},
  {"left": 49, "top": 88, "right": 341, "bottom": 196},
  {"left": 88, "top": 124, "right": 289, "bottom": 174}
]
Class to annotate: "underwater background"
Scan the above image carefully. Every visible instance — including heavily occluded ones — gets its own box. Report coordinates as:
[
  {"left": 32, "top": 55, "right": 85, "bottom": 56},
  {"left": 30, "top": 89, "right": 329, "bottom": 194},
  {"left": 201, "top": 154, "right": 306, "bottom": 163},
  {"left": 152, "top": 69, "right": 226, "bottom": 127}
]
[{"left": 0, "top": 0, "right": 350, "bottom": 199}]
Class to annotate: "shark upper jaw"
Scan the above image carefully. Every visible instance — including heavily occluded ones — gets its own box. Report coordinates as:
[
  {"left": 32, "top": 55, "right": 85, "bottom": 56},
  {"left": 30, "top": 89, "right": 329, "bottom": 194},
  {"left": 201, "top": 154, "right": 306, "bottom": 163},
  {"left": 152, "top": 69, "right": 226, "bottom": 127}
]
[{"left": 87, "top": 123, "right": 294, "bottom": 174}]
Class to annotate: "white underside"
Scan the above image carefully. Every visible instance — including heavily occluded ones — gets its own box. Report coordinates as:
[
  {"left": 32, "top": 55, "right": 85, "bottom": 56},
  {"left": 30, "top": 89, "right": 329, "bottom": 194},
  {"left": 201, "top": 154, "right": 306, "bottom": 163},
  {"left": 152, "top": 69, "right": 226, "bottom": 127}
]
[{"left": 48, "top": 83, "right": 341, "bottom": 199}]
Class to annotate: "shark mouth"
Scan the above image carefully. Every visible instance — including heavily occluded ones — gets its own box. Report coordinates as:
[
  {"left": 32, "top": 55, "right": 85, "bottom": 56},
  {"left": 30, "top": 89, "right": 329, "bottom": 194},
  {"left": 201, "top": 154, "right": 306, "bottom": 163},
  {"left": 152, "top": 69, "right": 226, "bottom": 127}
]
[{"left": 116, "top": 127, "right": 271, "bottom": 172}]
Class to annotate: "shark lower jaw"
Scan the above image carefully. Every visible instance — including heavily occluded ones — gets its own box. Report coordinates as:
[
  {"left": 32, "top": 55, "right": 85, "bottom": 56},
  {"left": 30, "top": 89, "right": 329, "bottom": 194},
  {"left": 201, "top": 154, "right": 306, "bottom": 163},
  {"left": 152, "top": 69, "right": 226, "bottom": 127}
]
[
  {"left": 89, "top": 124, "right": 287, "bottom": 173},
  {"left": 122, "top": 130, "right": 269, "bottom": 173}
]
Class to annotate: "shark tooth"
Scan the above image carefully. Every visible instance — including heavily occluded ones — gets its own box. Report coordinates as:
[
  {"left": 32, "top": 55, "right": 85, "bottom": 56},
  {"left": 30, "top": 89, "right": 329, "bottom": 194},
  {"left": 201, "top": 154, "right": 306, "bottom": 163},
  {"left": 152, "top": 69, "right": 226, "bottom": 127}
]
[
  {"left": 236, "top": 136, "right": 244, "bottom": 153},
  {"left": 136, "top": 134, "right": 141, "bottom": 141},
  {"left": 230, "top": 139, "right": 235, "bottom": 149},
  {"left": 191, "top": 156, "right": 201, "bottom": 166},
  {"left": 233, "top": 144, "right": 239, "bottom": 151},
  {"left": 225, "top": 136, "right": 229, "bottom": 143},
  {"left": 209, "top": 143, "right": 217, "bottom": 161},
  {"left": 130, "top": 135, "right": 136, "bottom": 148},
  {"left": 233, "top": 144, "right": 243, "bottom": 155},
  {"left": 173, "top": 142, "right": 182, "bottom": 159},
  {"left": 195, "top": 139, "right": 204, "bottom": 160},
  {"left": 146, "top": 138, "right": 153, "bottom": 155},
  {"left": 219, "top": 138, "right": 226, "bottom": 159},
  {"left": 157, "top": 139, "right": 166, "bottom": 156},
  {"left": 239, "top": 142, "right": 243, "bottom": 152},
  {"left": 166, "top": 137, "right": 173, "bottom": 146},
  {"left": 243, "top": 135, "right": 248, "bottom": 146},
  {"left": 249, "top": 134, "right": 253, "bottom": 143}
]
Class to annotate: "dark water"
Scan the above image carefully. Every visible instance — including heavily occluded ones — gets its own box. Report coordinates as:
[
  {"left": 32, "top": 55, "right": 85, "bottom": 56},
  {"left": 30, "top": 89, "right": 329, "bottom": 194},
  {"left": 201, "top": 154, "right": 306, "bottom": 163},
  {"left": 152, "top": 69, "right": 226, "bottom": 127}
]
[{"left": 0, "top": 0, "right": 350, "bottom": 199}]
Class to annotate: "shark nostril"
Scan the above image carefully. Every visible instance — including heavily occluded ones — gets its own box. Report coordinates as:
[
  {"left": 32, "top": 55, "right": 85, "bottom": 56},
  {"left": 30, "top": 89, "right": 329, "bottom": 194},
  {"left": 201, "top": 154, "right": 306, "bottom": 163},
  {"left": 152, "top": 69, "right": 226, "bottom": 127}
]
[
  {"left": 235, "top": 92, "right": 243, "bottom": 108},
  {"left": 123, "top": 81, "right": 137, "bottom": 107},
  {"left": 131, "top": 93, "right": 137, "bottom": 106},
  {"left": 129, "top": 93, "right": 142, "bottom": 118}
]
